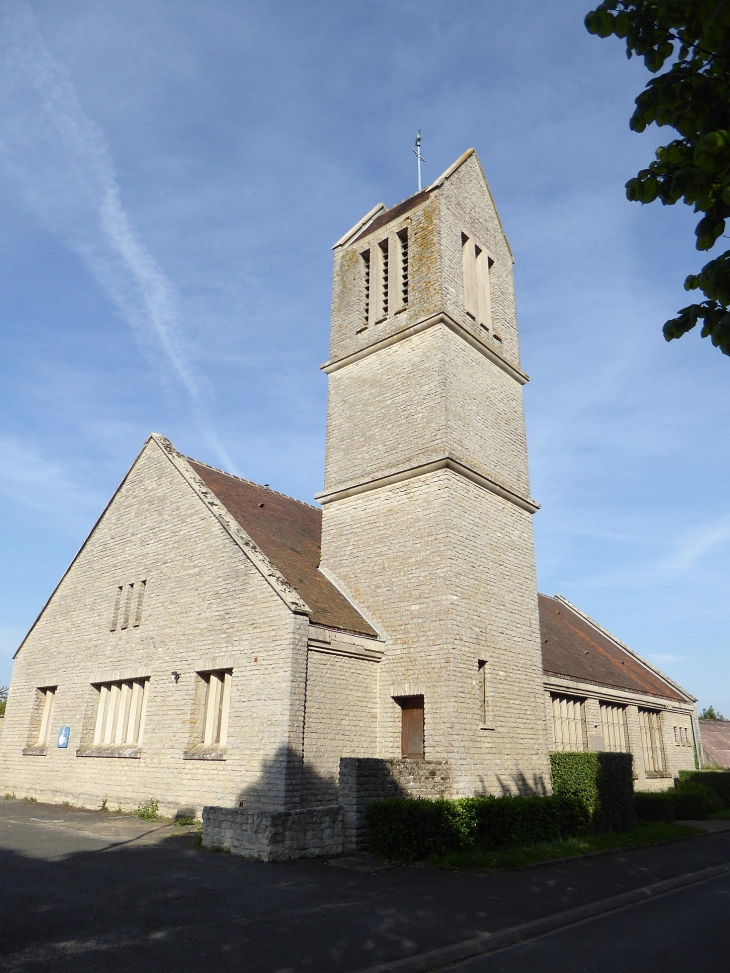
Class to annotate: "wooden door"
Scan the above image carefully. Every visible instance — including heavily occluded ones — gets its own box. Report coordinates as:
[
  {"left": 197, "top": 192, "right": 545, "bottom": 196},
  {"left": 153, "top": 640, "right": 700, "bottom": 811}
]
[{"left": 399, "top": 696, "right": 424, "bottom": 759}]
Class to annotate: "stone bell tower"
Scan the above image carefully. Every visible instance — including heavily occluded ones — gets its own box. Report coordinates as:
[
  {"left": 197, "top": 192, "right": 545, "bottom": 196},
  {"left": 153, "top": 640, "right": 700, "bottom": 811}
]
[{"left": 317, "top": 150, "right": 551, "bottom": 796}]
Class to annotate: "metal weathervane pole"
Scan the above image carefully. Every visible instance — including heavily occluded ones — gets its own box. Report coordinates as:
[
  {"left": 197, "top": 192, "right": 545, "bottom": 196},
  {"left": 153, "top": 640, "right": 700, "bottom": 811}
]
[{"left": 412, "top": 130, "right": 425, "bottom": 191}]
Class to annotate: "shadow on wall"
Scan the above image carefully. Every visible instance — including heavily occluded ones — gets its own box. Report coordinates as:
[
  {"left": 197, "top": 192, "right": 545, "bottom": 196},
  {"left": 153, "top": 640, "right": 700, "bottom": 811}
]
[
  {"left": 235, "top": 744, "right": 339, "bottom": 811},
  {"left": 494, "top": 771, "right": 550, "bottom": 798},
  {"left": 232, "top": 745, "right": 550, "bottom": 814}
]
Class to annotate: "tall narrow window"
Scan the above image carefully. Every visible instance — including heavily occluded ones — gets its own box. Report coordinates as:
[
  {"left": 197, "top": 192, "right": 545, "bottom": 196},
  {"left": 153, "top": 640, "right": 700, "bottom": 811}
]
[
  {"left": 398, "top": 229, "right": 409, "bottom": 306},
  {"left": 475, "top": 247, "right": 493, "bottom": 330},
  {"left": 92, "top": 678, "right": 148, "bottom": 746},
  {"left": 201, "top": 670, "right": 232, "bottom": 747},
  {"left": 120, "top": 583, "right": 134, "bottom": 630},
  {"left": 551, "top": 694, "right": 587, "bottom": 751},
  {"left": 379, "top": 238, "right": 389, "bottom": 319},
  {"left": 361, "top": 249, "right": 371, "bottom": 330},
  {"left": 110, "top": 586, "right": 123, "bottom": 632},
  {"left": 396, "top": 695, "right": 424, "bottom": 759},
  {"left": 133, "top": 580, "right": 146, "bottom": 628},
  {"left": 599, "top": 702, "right": 629, "bottom": 752},
  {"left": 37, "top": 687, "right": 56, "bottom": 746},
  {"left": 462, "top": 233, "right": 477, "bottom": 319},
  {"left": 639, "top": 708, "right": 667, "bottom": 776},
  {"left": 477, "top": 660, "right": 491, "bottom": 726}
]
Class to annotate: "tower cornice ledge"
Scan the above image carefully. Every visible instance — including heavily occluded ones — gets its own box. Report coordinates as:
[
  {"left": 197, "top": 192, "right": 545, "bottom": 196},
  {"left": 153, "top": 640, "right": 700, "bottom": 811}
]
[
  {"left": 316, "top": 453, "right": 540, "bottom": 513},
  {"left": 321, "top": 311, "right": 529, "bottom": 385}
]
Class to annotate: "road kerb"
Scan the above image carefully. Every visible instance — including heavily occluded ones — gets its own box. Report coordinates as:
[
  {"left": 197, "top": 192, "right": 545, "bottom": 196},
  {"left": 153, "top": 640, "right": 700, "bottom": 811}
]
[{"left": 355, "top": 861, "right": 730, "bottom": 973}]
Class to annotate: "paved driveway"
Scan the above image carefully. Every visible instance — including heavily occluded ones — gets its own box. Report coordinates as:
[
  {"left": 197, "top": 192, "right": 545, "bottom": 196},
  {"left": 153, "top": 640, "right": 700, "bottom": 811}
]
[{"left": 1, "top": 799, "right": 729, "bottom": 972}]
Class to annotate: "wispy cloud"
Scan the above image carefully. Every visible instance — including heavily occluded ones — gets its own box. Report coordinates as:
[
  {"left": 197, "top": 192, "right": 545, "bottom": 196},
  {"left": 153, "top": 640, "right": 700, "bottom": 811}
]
[
  {"left": 662, "top": 515, "right": 730, "bottom": 573},
  {"left": 647, "top": 653, "right": 686, "bottom": 667},
  {"left": 0, "top": 434, "right": 99, "bottom": 523},
  {"left": 0, "top": 0, "right": 235, "bottom": 471}
]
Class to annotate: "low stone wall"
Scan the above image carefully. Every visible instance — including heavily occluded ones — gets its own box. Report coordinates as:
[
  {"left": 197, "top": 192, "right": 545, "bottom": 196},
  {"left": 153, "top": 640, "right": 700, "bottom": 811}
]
[
  {"left": 201, "top": 804, "right": 344, "bottom": 861},
  {"left": 339, "top": 757, "right": 451, "bottom": 851}
]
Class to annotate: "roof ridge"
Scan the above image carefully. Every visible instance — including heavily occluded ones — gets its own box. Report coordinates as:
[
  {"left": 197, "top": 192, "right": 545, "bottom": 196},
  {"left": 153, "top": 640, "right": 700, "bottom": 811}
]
[{"left": 183, "top": 455, "right": 321, "bottom": 512}]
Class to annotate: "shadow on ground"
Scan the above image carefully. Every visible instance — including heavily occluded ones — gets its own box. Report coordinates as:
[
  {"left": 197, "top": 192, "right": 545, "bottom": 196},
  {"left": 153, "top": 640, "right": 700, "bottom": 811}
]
[{"left": 1, "top": 800, "right": 730, "bottom": 972}]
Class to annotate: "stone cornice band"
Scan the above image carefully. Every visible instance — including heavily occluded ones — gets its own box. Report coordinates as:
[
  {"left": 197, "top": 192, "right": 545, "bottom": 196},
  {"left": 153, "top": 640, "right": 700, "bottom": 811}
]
[
  {"left": 321, "top": 311, "right": 529, "bottom": 385},
  {"left": 316, "top": 454, "right": 540, "bottom": 513}
]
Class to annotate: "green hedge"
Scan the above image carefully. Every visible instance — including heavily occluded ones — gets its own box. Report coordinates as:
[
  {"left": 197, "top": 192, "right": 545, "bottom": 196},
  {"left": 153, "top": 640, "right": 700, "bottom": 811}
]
[
  {"left": 634, "top": 791, "right": 674, "bottom": 823},
  {"left": 366, "top": 794, "right": 590, "bottom": 862},
  {"left": 550, "top": 751, "right": 636, "bottom": 833},
  {"left": 677, "top": 770, "right": 730, "bottom": 807}
]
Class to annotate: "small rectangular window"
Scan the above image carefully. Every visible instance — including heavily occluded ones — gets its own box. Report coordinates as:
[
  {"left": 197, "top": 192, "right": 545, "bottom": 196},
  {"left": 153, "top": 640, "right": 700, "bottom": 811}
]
[
  {"left": 551, "top": 694, "right": 587, "bottom": 751},
  {"left": 599, "top": 702, "right": 629, "bottom": 752},
  {"left": 92, "top": 678, "right": 148, "bottom": 746},
  {"left": 396, "top": 695, "right": 424, "bottom": 759},
  {"left": 37, "top": 687, "right": 56, "bottom": 746},
  {"left": 639, "top": 708, "right": 667, "bottom": 776},
  {"left": 201, "top": 670, "right": 232, "bottom": 747}
]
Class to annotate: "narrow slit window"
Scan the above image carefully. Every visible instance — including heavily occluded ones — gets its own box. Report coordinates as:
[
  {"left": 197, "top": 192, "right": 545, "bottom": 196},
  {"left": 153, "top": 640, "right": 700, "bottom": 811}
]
[
  {"left": 379, "top": 238, "right": 389, "bottom": 319},
  {"left": 201, "top": 670, "right": 232, "bottom": 747},
  {"left": 361, "top": 249, "right": 371, "bottom": 328},
  {"left": 398, "top": 229, "right": 409, "bottom": 306},
  {"left": 133, "top": 580, "right": 146, "bottom": 628},
  {"left": 462, "top": 233, "right": 477, "bottom": 319},
  {"left": 475, "top": 247, "right": 493, "bottom": 331},
  {"left": 37, "top": 687, "right": 56, "bottom": 746},
  {"left": 120, "top": 583, "right": 134, "bottom": 631},
  {"left": 478, "top": 660, "right": 491, "bottom": 726},
  {"left": 110, "top": 586, "right": 123, "bottom": 632},
  {"left": 92, "top": 678, "right": 148, "bottom": 746}
]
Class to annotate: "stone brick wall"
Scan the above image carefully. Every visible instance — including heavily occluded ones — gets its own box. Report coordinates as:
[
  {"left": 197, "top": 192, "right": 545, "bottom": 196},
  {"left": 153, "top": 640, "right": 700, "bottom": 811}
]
[
  {"left": 202, "top": 804, "right": 343, "bottom": 860},
  {"left": 339, "top": 757, "right": 452, "bottom": 851},
  {"left": 0, "top": 438, "right": 307, "bottom": 816},
  {"left": 302, "top": 644, "right": 379, "bottom": 807}
]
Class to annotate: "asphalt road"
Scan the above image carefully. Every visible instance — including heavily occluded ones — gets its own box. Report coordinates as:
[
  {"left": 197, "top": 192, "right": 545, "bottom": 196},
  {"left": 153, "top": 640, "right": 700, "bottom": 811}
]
[
  {"left": 454, "top": 870, "right": 730, "bottom": 972},
  {"left": 0, "top": 799, "right": 729, "bottom": 972}
]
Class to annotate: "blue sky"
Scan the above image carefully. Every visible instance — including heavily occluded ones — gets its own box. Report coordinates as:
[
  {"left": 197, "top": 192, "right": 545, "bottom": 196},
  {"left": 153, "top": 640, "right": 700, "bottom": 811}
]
[{"left": 0, "top": 0, "right": 728, "bottom": 714}]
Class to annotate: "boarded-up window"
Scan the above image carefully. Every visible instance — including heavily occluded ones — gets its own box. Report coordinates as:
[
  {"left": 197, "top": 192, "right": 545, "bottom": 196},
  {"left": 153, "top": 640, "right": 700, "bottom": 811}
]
[
  {"left": 639, "top": 708, "right": 667, "bottom": 776},
  {"left": 551, "top": 694, "right": 587, "bottom": 751},
  {"left": 600, "top": 702, "right": 630, "bottom": 752},
  {"left": 93, "top": 678, "right": 148, "bottom": 746},
  {"left": 200, "top": 670, "right": 232, "bottom": 747},
  {"left": 396, "top": 695, "right": 424, "bottom": 759}
]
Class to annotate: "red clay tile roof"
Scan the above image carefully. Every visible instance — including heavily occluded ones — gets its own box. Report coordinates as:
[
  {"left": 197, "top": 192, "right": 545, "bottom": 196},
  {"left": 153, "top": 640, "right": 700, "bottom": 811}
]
[
  {"left": 539, "top": 594, "right": 684, "bottom": 701},
  {"left": 187, "top": 460, "right": 377, "bottom": 638},
  {"left": 699, "top": 719, "right": 730, "bottom": 768}
]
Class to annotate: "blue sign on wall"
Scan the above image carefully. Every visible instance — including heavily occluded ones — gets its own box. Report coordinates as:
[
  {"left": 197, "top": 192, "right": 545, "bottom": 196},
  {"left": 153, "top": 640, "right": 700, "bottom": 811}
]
[{"left": 57, "top": 726, "right": 70, "bottom": 749}]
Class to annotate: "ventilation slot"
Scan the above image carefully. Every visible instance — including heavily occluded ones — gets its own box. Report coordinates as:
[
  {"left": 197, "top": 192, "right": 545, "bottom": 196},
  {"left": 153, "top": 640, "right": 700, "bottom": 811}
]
[
  {"left": 361, "top": 249, "right": 371, "bottom": 329},
  {"left": 379, "top": 239, "right": 389, "bottom": 319},
  {"left": 398, "top": 229, "right": 409, "bottom": 305}
]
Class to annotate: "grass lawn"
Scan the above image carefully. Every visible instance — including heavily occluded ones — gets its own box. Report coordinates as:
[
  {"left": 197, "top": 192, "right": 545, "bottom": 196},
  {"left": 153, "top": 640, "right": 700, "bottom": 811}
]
[
  {"left": 711, "top": 807, "right": 730, "bottom": 820},
  {"left": 427, "top": 822, "right": 702, "bottom": 870}
]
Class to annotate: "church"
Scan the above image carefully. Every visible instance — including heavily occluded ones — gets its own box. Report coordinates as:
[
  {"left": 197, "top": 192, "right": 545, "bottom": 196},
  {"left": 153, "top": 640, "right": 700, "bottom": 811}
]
[{"left": 0, "top": 151, "right": 699, "bottom": 849}]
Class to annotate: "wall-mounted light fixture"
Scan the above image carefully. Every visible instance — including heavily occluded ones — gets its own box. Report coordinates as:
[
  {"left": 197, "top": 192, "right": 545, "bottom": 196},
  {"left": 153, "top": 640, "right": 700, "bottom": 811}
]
[{"left": 171, "top": 671, "right": 180, "bottom": 684}]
